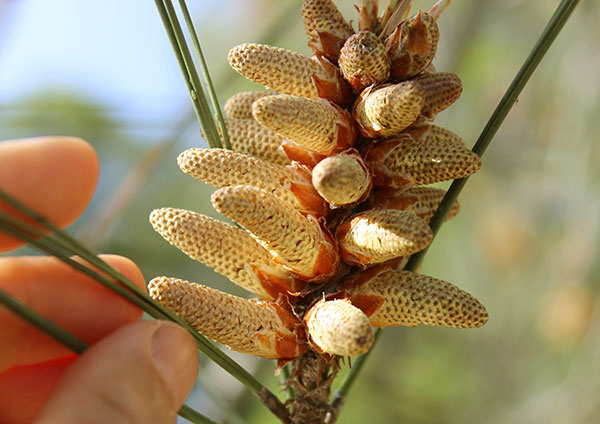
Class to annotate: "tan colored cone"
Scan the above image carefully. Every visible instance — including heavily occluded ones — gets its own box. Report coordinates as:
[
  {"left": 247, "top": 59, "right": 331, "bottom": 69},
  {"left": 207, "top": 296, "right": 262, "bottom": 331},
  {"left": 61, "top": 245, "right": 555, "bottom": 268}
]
[
  {"left": 224, "top": 91, "right": 275, "bottom": 119},
  {"left": 336, "top": 209, "right": 432, "bottom": 266},
  {"left": 226, "top": 118, "right": 288, "bottom": 165},
  {"left": 364, "top": 137, "right": 482, "bottom": 187},
  {"left": 413, "top": 72, "right": 462, "bottom": 119},
  {"left": 339, "top": 31, "right": 390, "bottom": 92},
  {"left": 386, "top": 11, "right": 439, "bottom": 80},
  {"left": 404, "top": 123, "right": 466, "bottom": 146},
  {"left": 211, "top": 185, "right": 339, "bottom": 282},
  {"left": 149, "top": 208, "right": 304, "bottom": 300},
  {"left": 228, "top": 43, "right": 352, "bottom": 106},
  {"left": 353, "top": 82, "right": 425, "bottom": 138},
  {"left": 304, "top": 299, "right": 374, "bottom": 356},
  {"left": 370, "top": 186, "right": 460, "bottom": 223},
  {"left": 312, "top": 151, "right": 372, "bottom": 206},
  {"left": 148, "top": 277, "right": 308, "bottom": 359},
  {"left": 177, "top": 148, "right": 327, "bottom": 217},
  {"left": 302, "top": 0, "right": 354, "bottom": 63},
  {"left": 345, "top": 269, "right": 489, "bottom": 328},
  {"left": 252, "top": 94, "right": 356, "bottom": 155}
]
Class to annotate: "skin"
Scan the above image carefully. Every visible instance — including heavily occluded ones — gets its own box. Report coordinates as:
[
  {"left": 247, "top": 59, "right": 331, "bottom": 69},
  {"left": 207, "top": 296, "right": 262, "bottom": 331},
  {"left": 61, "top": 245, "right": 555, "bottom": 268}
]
[{"left": 0, "top": 137, "right": 199, "bottom": 423}]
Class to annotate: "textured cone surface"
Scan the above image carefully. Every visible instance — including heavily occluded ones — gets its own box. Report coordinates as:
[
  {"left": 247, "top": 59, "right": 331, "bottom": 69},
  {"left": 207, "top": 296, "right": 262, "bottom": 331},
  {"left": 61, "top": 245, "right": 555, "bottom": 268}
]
[
  {"left": 302, "top": 0, "right": 354, "bottom": 62},
  {"left": 347, "top": 270, "right": 489, "bottom": 328},
  {"left": 414, "top": 72, "right": 462, "bottom": 118},
  {"left": 405, "top": 123, "right": 466, "bottom": 146},
  {"left": 353, "top": 82, "right": 425, "bottom": 138},
  {"left": 305, "top": 299, "right": 374, "bottom": 356},
  {"left": 177, "top": 148, "right": 324, "bottom": 216},
  {"left": 149, "top": 208, "right": 302, "bottom": 300},
  {"left": 252, "top": 94, "right": 355, "bottom": 154},
  {"left": 211, "top": 185, "right": 338, "bottom": 281},
  {"left": 371, "top": 186, "right": 460, "bottom": 223},
  {"left": 339, "top": 31, "right": 390, "bottom": 92},
  {"left": 386, "top": 11, "right": 439, "bottom": 80},
  {"left": 312, "top": 153, "right": 371, "bottom": 206},
  {"left": 224, "top": 91, "right": 275, "bottom": 119},
  {"left": 365, "top": 137, "right": 481, "bottom": 187},
  {"left": 228, "top": 43, "right": 319, "bottom": 98},
  {"left": 382, "top": 138, "right": 481, "bottom": 186},
  {"left": 336, "top": 209, "right": 433, "bottom": 266},
  {"left": 226, "top": 118, "right": 288, "bottom": 165},
  {"left": 149, "top": 277, "right": 307, "bottom": 358}
]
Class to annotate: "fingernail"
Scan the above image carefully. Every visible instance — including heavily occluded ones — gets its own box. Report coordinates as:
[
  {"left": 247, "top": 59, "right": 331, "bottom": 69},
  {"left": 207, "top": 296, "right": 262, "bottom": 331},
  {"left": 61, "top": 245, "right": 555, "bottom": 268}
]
[{"left": 150, "top": 322, "right": 197, "bottom": 405}]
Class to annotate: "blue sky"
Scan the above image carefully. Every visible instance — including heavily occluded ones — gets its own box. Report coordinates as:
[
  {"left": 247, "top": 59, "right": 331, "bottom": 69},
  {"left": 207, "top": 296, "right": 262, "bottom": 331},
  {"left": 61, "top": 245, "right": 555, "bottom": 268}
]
[{"left": 0, "top": 0, "right": 211, "bottom": 123}]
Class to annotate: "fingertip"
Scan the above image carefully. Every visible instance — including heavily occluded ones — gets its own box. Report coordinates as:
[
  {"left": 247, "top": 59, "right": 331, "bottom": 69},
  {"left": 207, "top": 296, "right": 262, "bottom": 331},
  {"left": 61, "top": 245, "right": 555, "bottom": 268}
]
[{"left": 0, "top": 136, "right": 99, "bottom": 251}]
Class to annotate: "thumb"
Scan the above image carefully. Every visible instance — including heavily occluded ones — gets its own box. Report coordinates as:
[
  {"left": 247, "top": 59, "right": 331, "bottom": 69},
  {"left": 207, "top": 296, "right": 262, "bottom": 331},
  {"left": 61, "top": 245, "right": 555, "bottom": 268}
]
[{"left": 35, "top": 320, "right": 198, "bottom": 424}]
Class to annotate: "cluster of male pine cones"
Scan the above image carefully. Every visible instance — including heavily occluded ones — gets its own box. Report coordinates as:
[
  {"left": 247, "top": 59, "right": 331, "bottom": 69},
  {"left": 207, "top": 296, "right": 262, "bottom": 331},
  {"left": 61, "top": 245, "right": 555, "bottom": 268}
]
[{"left": 148, "top": 0, "right": 488, "bottom": 410}]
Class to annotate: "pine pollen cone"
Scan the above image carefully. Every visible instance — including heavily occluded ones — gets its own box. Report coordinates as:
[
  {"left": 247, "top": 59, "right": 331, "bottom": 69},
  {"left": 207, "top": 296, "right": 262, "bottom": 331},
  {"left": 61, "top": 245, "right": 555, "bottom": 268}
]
[
  {"left": 342, "top": 269, "right": 489, "bottom": 329},
  {"left": 252, "top": 94, "right": 357, "bottom": 155},
  {"left": 305, "top": 298, "right": 374, "bottom": 357},
  {"left": 149, "top": 208, "right": 305, "bottom": 300},
  {"left": 413, "top": 72, "right": 463, "bottom": 119},
  {"left": 363, "top": 136, "right": 482, "bottom": 187},
  {"left": 211, "top": 185, "right": 339, "bottom": 282},
  {"left": 339, "top": 30, "right": 390, "bottom": 93},
  {"left": 353, "top": 82, "right": 425, "bottom": 138},
  {"left": 311, "top": 150, "right": 372, "bottom": 206},
  {"left": 335, "top": 209, "right": 433, "bottom": 266},
  {"left": 148, "top": 277, "right": 308, "bottom": 359},
  {"left": 227, "top": 43, "right": 352, "bottom": 107}
]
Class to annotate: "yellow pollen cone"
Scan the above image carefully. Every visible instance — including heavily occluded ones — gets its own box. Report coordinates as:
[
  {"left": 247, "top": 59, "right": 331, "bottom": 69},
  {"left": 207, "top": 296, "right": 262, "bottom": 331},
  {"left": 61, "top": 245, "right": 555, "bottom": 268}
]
[
  {"left": 336, "top": 209, "right": 433, "bottom": 266},
  {"left": 312, "top": 151, "right": 372, "bottom": 206},
  {"left": 305, "top": 299, "right": 374, "bottom": 357},
  {"left": 353, "top": 82, "right": 425, "bottom": 138},
  {"left": 211, "top": 185, "right": 339, "bottom": 282},
  {"left": 149, "top": 208, "right": 304, "bottom": 300},
  {"left": 344, "top": 269, "right": 489, "bottom": 329},
  {"left": 252, "top": 94, "right": 356, "bottom": 155},
  {"left": 339, "top": 30, "right": 390, "bottom": 92},
  {"left": 149, "top": 277, "right": 308, "bottom": 359}
]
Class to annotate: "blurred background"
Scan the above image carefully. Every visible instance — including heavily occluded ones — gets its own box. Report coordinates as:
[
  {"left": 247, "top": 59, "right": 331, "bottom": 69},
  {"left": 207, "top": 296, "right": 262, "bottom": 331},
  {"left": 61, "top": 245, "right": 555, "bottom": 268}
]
[{"left": 1, "top": 0, "right": 599, "bottom": 422}]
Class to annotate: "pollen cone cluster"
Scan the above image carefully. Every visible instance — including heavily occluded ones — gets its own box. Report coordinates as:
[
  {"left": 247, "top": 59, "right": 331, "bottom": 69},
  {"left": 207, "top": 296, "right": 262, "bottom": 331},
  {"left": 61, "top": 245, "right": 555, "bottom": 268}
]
[{"left": 149, "top": 0, "right": 487, "bottom": 365}]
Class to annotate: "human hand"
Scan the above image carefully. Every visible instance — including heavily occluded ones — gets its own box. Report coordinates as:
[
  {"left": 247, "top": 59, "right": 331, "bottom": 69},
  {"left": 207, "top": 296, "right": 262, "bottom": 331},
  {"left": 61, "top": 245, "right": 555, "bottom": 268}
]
[{"left": 0, "top": 137, "right": 199, "bottom": 423}]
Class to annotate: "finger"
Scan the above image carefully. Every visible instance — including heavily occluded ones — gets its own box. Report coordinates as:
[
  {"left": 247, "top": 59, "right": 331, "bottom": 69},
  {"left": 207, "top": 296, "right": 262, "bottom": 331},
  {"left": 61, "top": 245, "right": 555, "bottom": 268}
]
[
  {"left": 0, "top": 254, "right": 145, "bottom": 371},
  {"left": 35, "top": 321, "right": 198, "bottom": 424},
  {"left": 0, "top": 355, "right": 77, "bottom": 423},
  {"left": 0, "top": 137, "right": 99, "bottom": 251}
]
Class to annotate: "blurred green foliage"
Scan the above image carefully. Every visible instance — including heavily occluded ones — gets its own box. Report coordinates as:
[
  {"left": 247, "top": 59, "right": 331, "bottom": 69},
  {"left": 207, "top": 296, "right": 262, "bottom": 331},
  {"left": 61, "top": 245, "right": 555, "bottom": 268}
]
[{"left": 1, "top": 0, "right": 599, "bottom": 423}]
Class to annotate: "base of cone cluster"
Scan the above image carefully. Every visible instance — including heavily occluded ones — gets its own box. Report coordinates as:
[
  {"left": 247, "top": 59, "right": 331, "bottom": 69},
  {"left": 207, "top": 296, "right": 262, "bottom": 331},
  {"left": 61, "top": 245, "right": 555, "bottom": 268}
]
[{"left": 149, "top": 3, "right": 489, "bottom": 416}]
